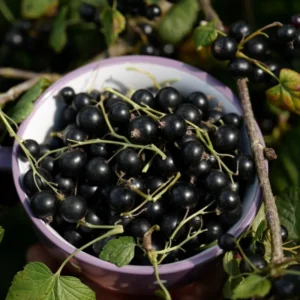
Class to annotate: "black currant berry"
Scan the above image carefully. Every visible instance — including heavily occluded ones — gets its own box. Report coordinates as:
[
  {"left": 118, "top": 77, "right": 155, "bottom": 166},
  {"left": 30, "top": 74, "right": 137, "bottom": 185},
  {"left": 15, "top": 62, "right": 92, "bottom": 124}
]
[
  {"left": 63, "top": 106, "right": 77, "bottom": 125},
  {"left": 155, "top": 87, "right": 182, "bottom": 112},
  {"left": 185, "top": 235, "right": 203, "bottom": 250},
  {"left": 189, "top": 215, "right": 203, "bottom": 231},
  {"left": 146, "top": 176, "right": 165, "bottom": 193},
  {"left": 87, "top": 143, "right": 110, "bottom": 159},
  {"left": 109, "top": 102, "right": 130, "bottom": 124},
  {"left": 107, "top": 186, "right": 135, "bottom": 213},
  {"left": 85, "top": 157, "right": 111, "bottom": 185},
  {"left": 291, "top": 14, "right": 300, "bottom": 28},
  {"left": 218, "top": 233, "right": 236, "bottom": 251},
  {"left": 211, "top": 36, "right": 238, "bottom": 61},
  {"left": 105, "top": 93, "right": 127, "bottom": 110},
  {"left": 59, "top": 87, "right": 75, "bottom": 104},
  {"left": 140, "top": 44, "right": 159, "bottom": 56},
  {"left": 20, "top": 139, "right": 40, "bottom": 160},
  {"left": 160, "top": 213, "right": 186, "bottom": 241},
  {"left": 205, "top": 221, "right": 224, "bottom": 243},
  {"left": 227, "top": 58, "right": 252, "bottom": 78},
  {"left": 145, "top": 201, "right": 164, "bottom": 222},
  {"left": 90, "top": 90, "right": 100, "bottom": 101},
  {"left": 128, "top": 115, "right": 158, "bottom": 144},
  {"left": 131, "top": 89, "right": 155, "bottom": 108},
  {"left": 64, "top": 229, "right": 84, "bottom": 247},
  {"left": 205, "top": 170, "right": 229, "bottom": 193},
  {"left": 23, "top": 168, "right": 53, "bottom": 196},
  {"left": 129, "top": 218, "right": 151, "bottom": 238},
  {"left": 126, "top": 176, "right": 146, "bottom": 192},
  {"left": 76, "top": 106, "right": 104, "bottom": 134},
  {"left": 5, "top": 30, "right": 24, "bottom": 48},
  {"left": 240, "top": 254, "right": 267, "bottom": 273},
  {"left": 64, "top": 127, "right": 87, "bottom": 144},
  {"left": 272, "top": 274, "right": 300, "bottom": 299},
  {"left": 153, "top": 151, "right": 177, "bottom": 176},
  {"left": 175, "top": 103, "right": 202, "bottom": 125},
  {"left": 60, "top": 195, "right": 88, "bottom": 223},
  {"left": 146, "top": 4, "right": 161, "bottom": 20},
  {"left": 240, "top": 237, "right": 265, "bottom": 256},
  {"left": 164, "top": 248, "right": 186, "bottom": 264},
  {"left": 186, "top": 92, "right": 209, "bottom": 113},
  {"left": 217, "top": 188, "right": 241, "bottom": 211},
  {"left": 176, "top": 133, "right": 198, "bottom": 148},
  {"left": 79, "top": 210, "right": 103, "bottom": 234},
  {"left": 78, "top": 184, "right": 98, "bottom": 202},
  {"left": 169, "top": 182, "right": 199, "bottom": 211},
  {"left": 159, "top": 114, "right": 187, "bottom": 141},
  {"left": 244, "top": 37, "right": 268, "bottom": 60},
  {"left": 212, "top": 125, "right": 240, "bottom": 152},
  {"left": 39, "top": 144, "right": 51, "bottom": 157},
  {"left": 138, "top": 23, "right": 154, "bottom": 36},
  {"left": 186, "top": 159, "right": 212, "bottom": 177},
  {"left": 229, "top": 21, "right": 252, "bottom": 42},
  {"left": 54, "top": 174, "right": 75, "bottom": 196},
  {"left": 79, "top": 3, "right": 97, "bottom": 22},
  {"left": 117, "top": 148, "right": 142, "bottom": 176},
  {"left": 207, "top": 110, "right": 223, "bottom": 124},
  {"left": 58, "top": 150, "right": 87, "bottom": 177},
  {"left": 161, "top": 44, "right": 176, "bottom": 57},
  {"left": 281, "top": 225, "right": 289, "bottom": 242},
  {"left": 72, "top": 93, "right": 93, "bottom": 111},
  {"left": 249, "top": 66, "right": 266, "bottom": 84},
  {"left": 294, "top": 32, "right": 300, "bottom": 49},
  {"left": 221, "top": 113, "right": 242, "bottom": 128},
  {"left": 219, "top": 205, "right": 242, "bottom": 226},
  {"left": 39, "top": 156, "right": 55, "bottom": 174},
  {"left": 277, "top": 24, "right": 297, "bottom": 43},
  {"left": 181, "top": 140, "right": 204, "bottom": 165},
  {"left": 30, "top": 191, "right": 57, "bottom": 219},
  {"left": 233, "top": 154, "right": 255, "bottom": 181}
]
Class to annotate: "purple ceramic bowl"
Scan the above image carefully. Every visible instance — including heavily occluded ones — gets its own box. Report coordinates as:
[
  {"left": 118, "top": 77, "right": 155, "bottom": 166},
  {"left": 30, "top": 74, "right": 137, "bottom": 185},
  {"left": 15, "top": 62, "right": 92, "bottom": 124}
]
[{"left": 10, "top": 56, "right": 264, "bottom": 295}]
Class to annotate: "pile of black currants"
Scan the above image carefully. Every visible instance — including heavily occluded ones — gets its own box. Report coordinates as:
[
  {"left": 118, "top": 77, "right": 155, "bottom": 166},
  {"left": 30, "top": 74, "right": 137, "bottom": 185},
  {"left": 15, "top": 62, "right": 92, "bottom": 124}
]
[{"left": 19, "top": 83, "right": 256, "bottom": 265}]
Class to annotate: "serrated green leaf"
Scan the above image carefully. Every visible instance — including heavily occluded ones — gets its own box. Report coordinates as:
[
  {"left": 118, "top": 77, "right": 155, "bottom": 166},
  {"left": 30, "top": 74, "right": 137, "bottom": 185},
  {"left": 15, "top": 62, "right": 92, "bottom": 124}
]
[
  {"left": 157, "top": 0, "right": 199, "bottom": 45},
  {"left": 100, "top": 236, "right": 136, "bottom": 267},
  {"left": 252, "top": 204, "right": 267, "bottom": 241},
  {"left": 100, "top": 7, "right": 126, "bottom": 46},
  {"left": 193, "top": 20, "right": 218, "bottom": 49},
  {"left": 223, "top": 276, "right": 243, "bottom": 299},
  {"left": 6, "top": 78, "right": 50, "bottom": 124},
  {"left": 223, "top": 251, "right": 239, "bottom": 276},
  {"left": 6, "top": 262, "right": 95, "bottom": 300},
  {"left": 266, "top": 69, "right": 300, "bottom": 114},
  {"left": 232, "top": 274, "right": 271, "bottom": 299},
  {"left": 22, "top": 0, "right": 58, "bottom": 19},
  {"left": 276, "top": 187, "right": 300, "bottom": 242},
  {"left": 49, "top": 6, "right": 68, "bottom": 53},
  {"left": 0, "top": 226, "right": 4, "bottom": 244},
  {"left": 255, "top": 220, "right": 267, "bottom": 241}
]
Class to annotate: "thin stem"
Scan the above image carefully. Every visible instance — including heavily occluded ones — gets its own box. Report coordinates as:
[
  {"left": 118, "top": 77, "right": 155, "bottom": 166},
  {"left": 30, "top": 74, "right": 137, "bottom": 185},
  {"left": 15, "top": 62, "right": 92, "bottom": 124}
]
[
  {"left": 79, "top": 222, "right": 119, "bottom": 230},
  {"left": 0, "top": 0, "right": 15, "bottom": 22},
  {"left": 198, "top": 0, "right": 224, "bottom": 31},
  {"left": 237, "top": 244, "right": 259, "bottom": 272},
  {"left": 0, "top": 68, "right": 61, "bottom": 80},
  {"left": 126, "top": 67, "right": 161, "bottom": 90},
  {"left": 56, "top": 225, "right": 124, "bottom": 275},
  {"left": 151, "top": 175, "right": 175, "bottom": 197}
]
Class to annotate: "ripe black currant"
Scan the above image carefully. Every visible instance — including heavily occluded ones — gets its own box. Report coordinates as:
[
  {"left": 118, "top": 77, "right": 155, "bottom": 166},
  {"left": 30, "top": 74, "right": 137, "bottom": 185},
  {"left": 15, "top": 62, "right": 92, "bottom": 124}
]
[
  {"left": 30, "top": 191, "right": 57, "bottom": 219},
  {"left": 72, "top": 93, "right": 93, "bottom": 111},
  {"left": 249, "top": 66, "right": 267, "bottom": 84},
  {"left": 54, "top": 173, "right": 75, "bottom": 196},
  {"left": 76, "top": 106, "right": 104, "bottom": 134},
  {"left": 107, "top": 186, "right": 136, "bottom": 213},
  {"left": 277, "top": 24, "right": 297, "bottom": 42},
  {"left": 39, "top": 144, "right": 51, "bottom": 157},
  {"left": 87, "top": 143, "right": 110, "bottom": 159},
  {"left": 78, "top": 184, "right": 98, "bottom": 203},
  {"left": 188, "top": 215, "right": 203, "bottom": 231},
  {"left": 244, "top": 37, "right": 268, "bottom": 60},
  {"left": 176, "top": 133, "right": 198, "bottom": 148},
  {"left": 23, "top": 168, "right": 53, "bottom": 196},
  {"left": 219, "top": 205, "right": 242, "bottom": 226},
  {"left": 126, "top": 176, "right": 146, "bottom": 192},
  {"left": 105, "top": 93, "right": 128, "bottom": 110},
  {"left": 5, "top": 29, "right": 24, "bottom": 48},
  {"left": 281, "top": 225, "right": 289, "bottom": 242},
  {"left": 229, "top": 21, "right": 252, "bottom": 42},
  {"left": 90, "top": 90, "right": 101, "bottom": 101},
  {"left": 240, "top": 253, "right": 267, "bottom": 273},
  {"left": 138, "top": 23, "right": 154, "bottom": 36},
  {"left": 58, "top": 149, "right": 87, "bottom": 177},
  {"left": 164, "top": 248, "right": 186, "bottom": 264},
  {"left": 79, "top": 3, "right": 97, "bottom": 22},
  {"left": 233, "top": 154, "right": 255, "bottom": 181},
  {"left": 186, "top": 92, "right": 209, "bottom": 113},
  {"left": 175, "top": 103, "right": 202, "bottom": 125},
  {"left": 211, "top": 36, "right": 238, "bottom": 61},
  {"left": 221, "top": 113, "right": 242, "bottom": 128},
  {"left": 146, "top": 4, "right": 161, "bottom": 20},
  {"left": 39, "top": 156, "right": 55, "bottom": 174},
  {"left": 205, "top": 170, "right": 229, "bottom": 193},
  {"left": 161, "top": 44, "right": 176, "bottom": 57},
  {"left": 85, "top": 157, "right": 111, "bottom": 185},
  {"left": 217, "top": 188, "right": 241, "bottom": 211},
  {"left": 159, "top": 114, "right": 187, "bottom": 141},
  {"left": 153, "top": 151, "right": 177, "bottom": 176},
  {"left": 59, "top": 87, "right": 75, "bottom": 104},
  {"left": 181, "top": 140, "right": 204, "bottom": 166},
  {"left": 20, "top": 139, "right": 40, "bottom": 160},
  {"left": 169, "top": 182, "right": 199, "bottom": 211},
  {"left": 128, "top": 115, "right": 158, "bottom": 144},
  {"left": 227, "top": 58, "right": 252, "bottom": 78},
  {"left": 109, "top": 102, "right": 130, "bottom": 124},
  {"left": 60, "top": 195, "right": 88, "bottom": 223},
  {"left": 146, "top": 176, "right": 165, "bottom": 193},
  {"left": 156, "top": 87, "right": 182, "bottom": 112},
  {"left": 207, "top": 110, "right": 223, "bottom": 124},
  {"left": 212, "top": 125, "right": 240, "bottom": 152},
  {"left": 205, "top": 221, "right": 224, "bottom": 243},
  {"left": 129, "top": 218, "right": 151, "bottom": 238},
  {"left": 79, "top": 209, "right": 103, "bottom": 234},
  {"left": 186, "top": 159, "right": 212, "bottom": 177},
  {"left": 160, "top": 213, "right": 186, "bottom": 241},
  {"left": 117, "top": 148, "right": 142, "bottom": 176},
  {"left": 92, "top": 236, "right": 116, "bottom": 256},
  {"left": 140, "top": 44, "right": 159, "bottom": 56},
  {"left": 131, "top": 89, "right": 155, "bottom": 108},
  {"left": 64, "top": 127, "right": 87, "bottom": 144},
  {"left": 291, "top": 14, "right": 300, "bottom": 28},
  {"left": 145, "top": 201, "right": 164, "bottom": 222},
  {"left": 63, "top": 106, "right": 77, "bottom": 125},
  {"left": 218, "top": 233, "right": 236, "bottom": 251},
  {"left": 64, "top": 229, "right": 84, "bottom": 247}
]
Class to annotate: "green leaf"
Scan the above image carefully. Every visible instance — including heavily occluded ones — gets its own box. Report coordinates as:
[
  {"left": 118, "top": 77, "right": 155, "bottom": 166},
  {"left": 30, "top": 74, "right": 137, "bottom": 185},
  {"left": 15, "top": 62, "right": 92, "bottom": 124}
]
[
  {"left": 82, "top": 0, "right": 107, "bottom": 6},
  {"left": 49, "top": 6, "right": 68, "bottom": 53},
  {"left": 266, "top": 69, "right": 300, "bottom": 114},
  {"left": 6, "top": 262, "right": 95, "bottom": 300},
  {"left": 232, "top": 275, "right": 271, "bottom": 299},
  {"left": 100, "top": 236, "right": 136, "bottom": 267},
  {"left": 223, "top": 276, "right": 243, "bottom": 299},
  {"left": 100, "top": 7, "right": 126, "bottom": 46},
  {"left": 0, "top": 226, "right": 4, "bottom": 244},
  {"left": 276, "top": 187, "right": 300, "bottom": 242},
  {"left": 6, "top": 78, "right": 50, "bottom": 124},
  {"left": 157, "top": 0, "right": 199, "bottom": 45},
  {"left": 193, "top": 20, "right": 218, "bottom": 49},
  {"left": 255, "top": 220, "right": 267, "bottom": 241},
  {"left": 223, "top": 251, "right": 239, "bottom": 276},
  {"left": 22, "top": 0, "right": 58, "bottom": 19},
  {"left": 251, "top": 204, "right": 267, "bottom": 241}
]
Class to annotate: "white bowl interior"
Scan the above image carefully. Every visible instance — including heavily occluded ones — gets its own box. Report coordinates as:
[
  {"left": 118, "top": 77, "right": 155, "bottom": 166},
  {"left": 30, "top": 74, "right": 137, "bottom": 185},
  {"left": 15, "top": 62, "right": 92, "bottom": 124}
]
[{"left": 17, "top": 61, "right": 257, "bottom": 254}]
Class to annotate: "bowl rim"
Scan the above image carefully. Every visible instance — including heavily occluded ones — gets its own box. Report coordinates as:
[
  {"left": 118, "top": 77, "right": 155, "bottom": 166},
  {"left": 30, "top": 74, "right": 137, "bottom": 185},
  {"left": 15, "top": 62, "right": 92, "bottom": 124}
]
[{"left": 12, "top": 55, "right": 263, "bottom": 275}]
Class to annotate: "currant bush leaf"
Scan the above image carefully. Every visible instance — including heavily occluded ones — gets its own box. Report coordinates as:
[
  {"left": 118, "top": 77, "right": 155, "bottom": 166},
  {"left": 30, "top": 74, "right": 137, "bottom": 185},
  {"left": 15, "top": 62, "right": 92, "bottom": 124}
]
[
  {"left": 0, "top": 226, "right": 4, "bottom": 244},
  {"left": 193, "top": 20, "right": 218, "bottom": 49},
  {"left": 22, "top": 0, "right": 58, "bottom": 19},
  {"left": 223, "top": 276, "right": 243, "bottom": 299},
  {"left": 276, "top": 187, "right": 300, "bottom": 242},
  {"left": 5, "top": 78, "right": 50, "bottom": 124},
  {"left": 6, "top": 262, "right": 96, "bottom": 300},
  {"left": 157, "top": 0, "right": 199, "bottom": 45},
  {"left": 99, "top": 236, "right": 136, "bottom": 267},
  {"left": 232, "top": 275, "right": 271, "bottom": 299},
  {"left": 49, "top": 6, "right": 69, "bottom": 53},
  {"left": 223, "top": 251, "right": 239, "bottom": 276},
  {"left": 82, "top": 0, "right": 108, "bottom": 6},
  {"left": 100, "top": 7, "right": 126, "bottom": 46},
  {"left": 266, "top": 69, "right": 300, "bottom": 114},
  {"left": 252, "top": 204, "right": 267, "bottom": 241}
]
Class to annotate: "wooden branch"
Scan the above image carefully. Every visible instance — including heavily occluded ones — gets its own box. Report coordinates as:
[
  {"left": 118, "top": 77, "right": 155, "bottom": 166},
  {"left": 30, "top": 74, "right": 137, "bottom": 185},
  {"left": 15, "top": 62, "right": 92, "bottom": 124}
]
[
  {"left": 0, "top": 68, "right": 60, "bottom": 81},
  {"left": 199, "top": 0, "right": 225, "bottom": 31}
]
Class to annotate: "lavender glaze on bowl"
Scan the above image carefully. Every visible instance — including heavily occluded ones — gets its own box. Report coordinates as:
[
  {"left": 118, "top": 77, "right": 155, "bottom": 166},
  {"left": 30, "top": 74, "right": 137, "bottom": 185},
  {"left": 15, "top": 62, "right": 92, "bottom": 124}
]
[{"left": 11, "top": 56, "right": 263, "bottom": 295}]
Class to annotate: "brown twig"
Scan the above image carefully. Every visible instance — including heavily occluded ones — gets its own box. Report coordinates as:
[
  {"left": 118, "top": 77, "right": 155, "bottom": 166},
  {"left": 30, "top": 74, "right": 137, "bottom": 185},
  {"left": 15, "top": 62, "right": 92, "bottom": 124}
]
[
  {"left": 199, "top": 0, "right": 224, "bottom": 31},
  {"left": 0, "top": 68, "right": 60, "bottom": 81},
  {"left": 199, "top": 0, "right": 284, "bottom": 263}
]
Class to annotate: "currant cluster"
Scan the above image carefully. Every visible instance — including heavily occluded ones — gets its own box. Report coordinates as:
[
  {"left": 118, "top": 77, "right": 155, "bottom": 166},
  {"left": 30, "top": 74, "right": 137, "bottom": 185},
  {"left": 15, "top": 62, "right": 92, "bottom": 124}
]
[{"left": 19, "top": 83, "right": 255, "bottom": 265}]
